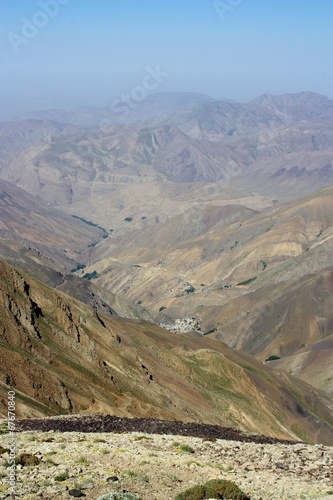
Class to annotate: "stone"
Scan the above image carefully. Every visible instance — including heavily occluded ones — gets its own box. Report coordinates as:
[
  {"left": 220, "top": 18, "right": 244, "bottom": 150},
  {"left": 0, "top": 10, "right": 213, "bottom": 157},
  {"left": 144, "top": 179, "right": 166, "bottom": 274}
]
[
  {"left": 106, "top": 476, "right": 119, "bottom": 482},
  {"left": 69, "top": 490, "right": 85, "bottom": 498}
]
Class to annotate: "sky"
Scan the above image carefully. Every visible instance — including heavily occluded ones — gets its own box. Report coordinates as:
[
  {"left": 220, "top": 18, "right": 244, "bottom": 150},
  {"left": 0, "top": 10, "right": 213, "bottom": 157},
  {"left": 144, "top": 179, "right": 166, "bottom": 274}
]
[{"left": 0, "top": 0, "right": 332, "bottom": 117}]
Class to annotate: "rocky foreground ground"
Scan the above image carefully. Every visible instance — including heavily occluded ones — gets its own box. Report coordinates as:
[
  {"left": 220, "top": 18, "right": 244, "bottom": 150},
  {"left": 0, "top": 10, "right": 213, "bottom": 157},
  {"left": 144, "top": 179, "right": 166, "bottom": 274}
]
[{"left": 0, "top": 416, "right": 332, "bottom": 499}]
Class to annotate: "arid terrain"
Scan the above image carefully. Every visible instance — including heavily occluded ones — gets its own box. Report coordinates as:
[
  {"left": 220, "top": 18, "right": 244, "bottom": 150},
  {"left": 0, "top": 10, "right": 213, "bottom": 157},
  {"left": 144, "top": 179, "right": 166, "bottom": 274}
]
[
  {"left": 0, "top": 91, "right": 332, "bottom": 490},
  {"left": 0, "top": 419, "right": 332, "bottom": 499}
]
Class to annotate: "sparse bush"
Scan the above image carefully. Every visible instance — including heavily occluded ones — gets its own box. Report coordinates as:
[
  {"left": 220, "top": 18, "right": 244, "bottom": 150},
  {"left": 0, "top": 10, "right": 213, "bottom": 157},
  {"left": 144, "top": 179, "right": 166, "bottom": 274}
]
[
  {"left": 159, "top": 306, "right": 166, "bottom": 312},
  {"left": 124, "top": 470, "right": 139, "bottom": 477},
  {"left": 205, "top": 479, "right": 250, "bottom": 499},
  {"left": 236, "top": 276, "right": 257, "bottom": 286},
  {"left": 70, "top": 263, "right": 86, "bottom": 273},
  {"left": 174, "top": 443, "right": 194, "bottom": 454},
  {"left": 175, "top": 478, "right": 250, "bottom": 499},
  {"left": 203, "top": 328, "right": 217, "bottom": 335},
  {"left": 265, "top": 355, "right": 280, "bottom": 362},
  {"left": 0, "top": 446, "right": 9, "bottom": 455},
  {"left": 83, "top": 270, "right": 98, "bottom": 280},
  {"left": 44, "top": 458, "right": 56, "bottom": 466},
  {"left": 16, "top": 453, "right": 40, "bottom": 467},
  {"left": 71, "top": 215, "right": 106, "bottom": 232},
  {"left": 54, "top": 470, "right": 69, "bottom": 482},
  {"left": 175, "top": 484, "right": 206, "bottom": 499}
]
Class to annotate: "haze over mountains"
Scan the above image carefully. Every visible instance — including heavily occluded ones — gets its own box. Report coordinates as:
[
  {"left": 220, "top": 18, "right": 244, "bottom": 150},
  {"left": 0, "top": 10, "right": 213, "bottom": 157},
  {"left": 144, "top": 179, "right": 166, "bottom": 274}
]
[{"left": 0, "top": 91, "right": 332, "bottom": 444}]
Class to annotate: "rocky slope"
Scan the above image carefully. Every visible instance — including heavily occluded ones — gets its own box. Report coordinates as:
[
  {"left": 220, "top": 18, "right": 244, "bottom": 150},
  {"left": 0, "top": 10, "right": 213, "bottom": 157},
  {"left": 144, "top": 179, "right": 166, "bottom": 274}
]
[
  {"left": 80, "top": 185, "right": 333, "bottom": 396},
  {"left": 0, "top": 178, "right": 105, "bottom": 268},
  {"left": 0, "top": 260, "right": 333, "bottom": 444},
  {"left": 0, "top": 424, "right": 332, "bottom": 499}
]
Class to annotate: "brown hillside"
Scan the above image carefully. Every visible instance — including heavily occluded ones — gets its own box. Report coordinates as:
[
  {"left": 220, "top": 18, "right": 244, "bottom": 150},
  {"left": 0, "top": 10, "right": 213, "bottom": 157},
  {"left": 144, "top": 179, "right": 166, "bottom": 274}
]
[{"left": 0, "top": 260, "right": 332, "bottom": 444}]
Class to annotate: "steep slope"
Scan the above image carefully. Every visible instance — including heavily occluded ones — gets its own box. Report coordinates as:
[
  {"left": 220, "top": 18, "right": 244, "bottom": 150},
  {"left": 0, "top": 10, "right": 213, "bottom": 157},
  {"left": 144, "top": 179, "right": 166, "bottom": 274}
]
[
  {"left": 86, "top": 184, "right": 333, "bottom": 309},
  {"left": 0, "top": 179, "right": 105, "bottom": 267},
  {"left": 0, "top": 260, "right": 332, "bottom": 444},
  {"left": 269, "top": 334, "right": 333, "bottom": 394},
  {"left": 208, "top": 267, "right": 333, "bottom": 359},
  {"left": 82, "top": 185, "right": 333, "bottom": 397},
  {"left": 0, "top": 239, "right": 152, "bottom": 322}
]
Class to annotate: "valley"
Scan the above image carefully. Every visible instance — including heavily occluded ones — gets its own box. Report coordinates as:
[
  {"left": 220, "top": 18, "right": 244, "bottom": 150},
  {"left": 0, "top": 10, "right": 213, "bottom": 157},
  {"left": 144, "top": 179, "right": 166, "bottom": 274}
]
[{"left": 0, "top": 91, "right": 332, "bottom": 448}]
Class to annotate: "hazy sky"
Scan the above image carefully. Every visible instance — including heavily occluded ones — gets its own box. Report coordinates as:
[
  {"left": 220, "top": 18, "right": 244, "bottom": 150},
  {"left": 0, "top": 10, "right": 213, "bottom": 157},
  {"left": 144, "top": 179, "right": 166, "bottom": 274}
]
[{"left": 1, "top": 0, "right": 332, "bottom": 117}]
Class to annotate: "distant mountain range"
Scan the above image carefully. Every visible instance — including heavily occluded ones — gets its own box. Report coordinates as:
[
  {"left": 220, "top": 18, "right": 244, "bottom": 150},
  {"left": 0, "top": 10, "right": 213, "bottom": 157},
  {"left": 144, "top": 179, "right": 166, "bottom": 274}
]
[{"left": 0, "top": 91, "right": 332, "bottom": 444}]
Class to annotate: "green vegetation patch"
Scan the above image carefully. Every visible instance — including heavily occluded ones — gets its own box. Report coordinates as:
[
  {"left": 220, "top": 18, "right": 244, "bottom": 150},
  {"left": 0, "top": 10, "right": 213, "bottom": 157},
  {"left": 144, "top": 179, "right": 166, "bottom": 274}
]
[
  {"left": 70, "top": 264, "right": 86, "bottom": 273},
  {"left": 236, "top": 276, "right": 257, "bottom": 286},
  {"left": 203, "top": 328, "right": 217, "bottom": 335},
  {"left": 265, "top": 355, "right": 281, "bottom": 362},
  {"left": 71, "top": 215, "right": 106, "bottom": 232},
  {"left": 82, "top": 270, "right": 99, "bottom": 280},
  {"left": 175, "top": 479, "right": 250, "bottom": 499},
  {"left": 54, "top": 470, "right": 69, "bottom": 482}
]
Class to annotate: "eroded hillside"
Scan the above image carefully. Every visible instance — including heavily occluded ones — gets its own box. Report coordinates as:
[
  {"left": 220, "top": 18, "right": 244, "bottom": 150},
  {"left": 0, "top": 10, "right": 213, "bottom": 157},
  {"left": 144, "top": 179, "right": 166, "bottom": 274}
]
[{"left": 0, "top": 260, "right": 333, "bottom": 444}]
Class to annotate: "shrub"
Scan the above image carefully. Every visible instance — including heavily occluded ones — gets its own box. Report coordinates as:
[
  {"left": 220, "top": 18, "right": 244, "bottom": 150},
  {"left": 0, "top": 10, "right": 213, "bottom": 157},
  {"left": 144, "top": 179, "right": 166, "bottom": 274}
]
[
  {"left": 265, "top": 355, "right": 280, "bottom": 362},
  {"left": 175, "top": 479, "right": 250, "bottom": 499},
  {"left": 236, "top": 277, "right": 257, "bottom": 286},
  {"left": 97, "top": 493, "right": 141, "bottom": 500},
  {"left": 175, "top": 485, "right": 206, "bottom": 500},
  {"left": 205, "top": 479, "right": 249, "bottom": 499},
  {"left": 82, "top": 270, "right": 98, "bottom": 280},
  {"left": 54, "top": 470, "right": 69, "bottom": 482},
  {"left": 70, "top": 264, "right": 86, "bottom": 273},
  {"left": 45, "top": 458, "right": 57, "bottom": 466},
  {"left": 174, "top": 443, "right": 194, "bottom": 454},
  {"left": 16, "top": 453, "right": 40, "bottom": 467},
  {"left": 203, "top": 328, "right": 217, "bottom": 335}
]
